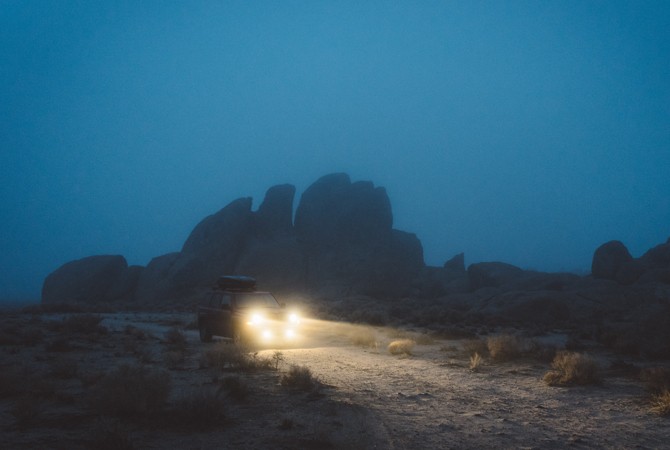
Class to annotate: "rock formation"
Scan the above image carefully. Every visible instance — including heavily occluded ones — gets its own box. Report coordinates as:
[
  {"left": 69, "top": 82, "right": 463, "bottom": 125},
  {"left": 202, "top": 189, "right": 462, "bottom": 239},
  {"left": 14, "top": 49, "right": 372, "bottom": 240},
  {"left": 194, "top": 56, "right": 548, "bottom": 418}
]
[{"left": 42, "top": 255, "right": 141, "bottom": 304}]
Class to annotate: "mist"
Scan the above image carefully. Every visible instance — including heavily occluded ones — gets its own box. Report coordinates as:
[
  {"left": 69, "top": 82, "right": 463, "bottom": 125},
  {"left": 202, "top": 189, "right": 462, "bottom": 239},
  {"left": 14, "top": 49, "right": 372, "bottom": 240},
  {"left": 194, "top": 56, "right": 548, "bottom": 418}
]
[{"left": 2, "top": 1, "right": 669, "bottom": 300}]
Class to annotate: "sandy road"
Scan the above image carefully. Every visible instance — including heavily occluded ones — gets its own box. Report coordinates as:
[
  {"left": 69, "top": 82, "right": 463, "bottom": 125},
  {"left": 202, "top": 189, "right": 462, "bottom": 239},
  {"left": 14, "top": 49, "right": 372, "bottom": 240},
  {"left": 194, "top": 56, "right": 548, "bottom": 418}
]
[
  {"left": 114, "top": 314, "right": 670, "bottom": 449},
  {"left": 261, "top": 319, "right": 670, "bottom": 450}
]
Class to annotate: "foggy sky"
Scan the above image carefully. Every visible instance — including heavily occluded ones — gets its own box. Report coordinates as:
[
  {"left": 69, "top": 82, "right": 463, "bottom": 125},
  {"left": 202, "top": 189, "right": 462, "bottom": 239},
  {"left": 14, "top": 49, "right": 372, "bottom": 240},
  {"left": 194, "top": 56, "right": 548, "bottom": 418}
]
[{"left": 2, "top": 1, "right": 669, "bottom": 301}]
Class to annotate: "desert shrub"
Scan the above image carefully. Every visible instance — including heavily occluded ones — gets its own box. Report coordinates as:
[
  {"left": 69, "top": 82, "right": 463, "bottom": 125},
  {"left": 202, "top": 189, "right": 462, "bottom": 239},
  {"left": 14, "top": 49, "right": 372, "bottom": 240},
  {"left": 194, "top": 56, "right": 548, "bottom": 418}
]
[
  {"left": 204, "top": 343, "right": 272, "bottom": 372},
  {"left": 62, "top": 314, "right": 107, "bottom": 334},
  {"left": 164, "top": 327, "right": 187, "bottom": 348},
  {"left": 350, "top": 328, "right": 377, "bottom": 348},
  {"left": 79, "top": 370, "right": 105, "bottom": 388},
  {"left": 171, "top": 387, "right": 226, "bottom": 429},
  {"left": 21, "top": 328, "right": 44, "bottom": 346},
  {"left": 281, "top": 365, "right": 319, "bottom": 391},
  {"left": 469, "top": 352, "right": 483, "bottom": 372},
  {"left": 487, "top": 334, "right": 522, "bottom": 361},
  {"left": 45, "top": 337, "right": 73, "bottom": 352},
  {"left": 650, "top": 390, "right": 670, "bottom": 416},
  {"left": 90, "top": 418, "right": 135, "bottom": 450},
  {"left": 387, "top": 339, "right": 415, "bottom": 356},
  {"left": 271, "top": 351, "right": 285, "bottom": 370},
  {"left": 218, "top": 375, "right": 249, "bottom": 401},
  {"left": 88, "top": 364, "right": 171, "bottom": 417},
  {"left": 49, "top": 358, "right": 79, "bottom": 379},
  {"left": 543, "top": 351, "right": 601, "bottom": 386},
  {"left": 640, "top": 367, "right": 670, "bottom": 394},
  {"left": 0, "top": 366, "right": 25, "bottom": 398},
  {"left": 163, "top": 350, "right": 186, "bottom": 369},
  {"left": 124, "top": 325, "right": 148, "bottom": 341},
  {"left": 462, "top": 338, "right": 489, "bottom": 357},
  {"left": 279, "top": 417, "right": 294, "bottom": 430},
  {"left": 11, "top": 395, "right": 42, "bottom": 428}
]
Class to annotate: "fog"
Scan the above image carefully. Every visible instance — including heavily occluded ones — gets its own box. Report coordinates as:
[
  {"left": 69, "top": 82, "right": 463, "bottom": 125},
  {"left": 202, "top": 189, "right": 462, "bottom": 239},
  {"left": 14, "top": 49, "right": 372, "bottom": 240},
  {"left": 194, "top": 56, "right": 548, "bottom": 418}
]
[{"left": 2, "top": 1, "right": 669, "bottom": 300}]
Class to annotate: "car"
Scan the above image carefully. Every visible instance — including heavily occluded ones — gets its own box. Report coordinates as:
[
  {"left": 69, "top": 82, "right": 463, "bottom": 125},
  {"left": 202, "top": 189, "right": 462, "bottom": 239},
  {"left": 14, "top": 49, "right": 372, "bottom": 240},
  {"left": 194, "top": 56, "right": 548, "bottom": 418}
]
[{"left": 197, "top": 276, "right": 301, "bottom": 344}]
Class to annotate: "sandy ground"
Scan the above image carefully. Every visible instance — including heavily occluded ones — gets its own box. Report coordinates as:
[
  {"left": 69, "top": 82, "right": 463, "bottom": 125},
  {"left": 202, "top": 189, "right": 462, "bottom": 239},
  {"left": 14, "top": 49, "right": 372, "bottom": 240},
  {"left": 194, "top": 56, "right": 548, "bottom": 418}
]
[{"left": 1, "top": 311, "right": 669, "bottom": 449}]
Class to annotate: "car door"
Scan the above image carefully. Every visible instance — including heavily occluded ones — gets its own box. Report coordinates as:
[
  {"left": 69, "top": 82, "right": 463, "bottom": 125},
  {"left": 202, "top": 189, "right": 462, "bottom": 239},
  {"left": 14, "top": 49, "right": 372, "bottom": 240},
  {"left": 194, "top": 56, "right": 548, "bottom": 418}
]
[{"left": 208, "top": 292, "right": 232, "bottom": 337}]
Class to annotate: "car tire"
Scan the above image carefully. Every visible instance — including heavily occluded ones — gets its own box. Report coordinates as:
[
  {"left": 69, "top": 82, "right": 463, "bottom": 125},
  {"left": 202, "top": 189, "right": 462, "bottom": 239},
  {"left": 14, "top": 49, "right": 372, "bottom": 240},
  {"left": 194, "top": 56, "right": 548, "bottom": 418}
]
[{"left": 199, "top": 324, "right": 212, "bottom": 343}]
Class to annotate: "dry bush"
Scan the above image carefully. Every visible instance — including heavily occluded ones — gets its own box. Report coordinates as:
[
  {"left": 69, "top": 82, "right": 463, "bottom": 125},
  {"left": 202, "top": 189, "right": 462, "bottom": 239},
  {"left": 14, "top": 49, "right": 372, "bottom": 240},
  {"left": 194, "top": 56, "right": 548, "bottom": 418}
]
[
  {"left": 124, "top": 325, "right": 148, "bottom": 341},
  {"left": 79, "top": 370, "right": 105, "bottom": 388},
  {"left": 281, "top": 365, "right": 319, "bottom": 391},
  {"left": 487, "top": 334, "right": 522, "bottom": 361},
  {"left": 650, "top": 390, "right": 670, "bottom": 416},
  {"left": 21, "top": 328, "right": 44, "bottom": 346},
  {"left": 469, "top": 352, "right": 483, "bottom": 372},
  {"left": 61, "top": 314, "right": 107, "bottom": 334},
  {"left": 90, "top": 418, "right": 135, "bottom": 450},
  {"left": 462, "top": 338, "right": 489, "bottom": 357},
  {"left": 640, "top": 367, "right": 670, "bottom": 394},
  {"left": 11, "top": 395, "right": 42, "bottom": 428},
  {"left": 543, "top": 351, "right": 601, "bottom": 386},
  {"left": 0, "top": 366, "right": 26, "bottom": 398},
  {"left": 350, "top": 328, "right": 377, "bottom": 348},
  {"left": 218, "top": 375, "right": 249, "bottom": 401},
  {"left": 88, "top": 364, "right": 171, "bottom": 417},
  {"left": 49, "top": 358, "right": 79, "bottom": 379},
  {"left": 164, "top": 327, "right": 187, "bottom": 348},
  {"left": 163, "top": 350, "right": 187, "bottom": 369},
  {"left": 388, "top": 339, "right": 415, "bottom": 356},
  {"left": 204, "top": 343, "right": 272, "bottom": 372},
  {"left": 171, "top": 387, "right": 226, "bottom": 429},
  {"left": 45, "top": 337, "right": 73, "bottom": 352}
]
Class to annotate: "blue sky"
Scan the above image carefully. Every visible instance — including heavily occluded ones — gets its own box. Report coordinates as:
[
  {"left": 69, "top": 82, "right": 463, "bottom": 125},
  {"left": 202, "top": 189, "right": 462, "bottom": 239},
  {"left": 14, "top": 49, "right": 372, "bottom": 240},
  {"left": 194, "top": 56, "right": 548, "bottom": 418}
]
[{"left": 1, "top": 1, "right": 669, "bottom": 300}]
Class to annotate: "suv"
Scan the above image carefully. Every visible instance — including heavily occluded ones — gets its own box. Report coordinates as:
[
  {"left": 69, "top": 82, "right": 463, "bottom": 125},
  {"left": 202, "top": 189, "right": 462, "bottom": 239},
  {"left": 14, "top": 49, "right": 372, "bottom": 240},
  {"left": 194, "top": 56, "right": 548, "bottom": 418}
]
[{"left": 197, "top": 276, "right": 301, "bottom": 344}]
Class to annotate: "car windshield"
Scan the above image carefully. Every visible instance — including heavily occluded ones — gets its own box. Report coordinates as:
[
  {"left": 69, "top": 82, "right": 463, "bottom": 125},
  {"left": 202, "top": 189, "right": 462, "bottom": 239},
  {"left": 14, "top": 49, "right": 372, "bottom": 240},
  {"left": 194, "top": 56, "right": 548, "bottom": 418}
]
[{"left": 234, "top": 293, "right": 280, "bottom": 309}]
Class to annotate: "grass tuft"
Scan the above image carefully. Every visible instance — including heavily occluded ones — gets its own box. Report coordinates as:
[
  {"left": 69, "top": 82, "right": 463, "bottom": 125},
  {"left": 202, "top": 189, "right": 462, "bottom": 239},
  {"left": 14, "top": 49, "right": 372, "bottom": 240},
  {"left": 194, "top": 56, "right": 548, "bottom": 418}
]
[
  {"left": 388, "top": 339, "right": 415, "bottom": 356},
  {"left": 88, "top": 364, "right": 171, "bottom": 417},
  {"left": 650, "top": 390, "right": 670, "bottom": 416},
  {"left": 281, "top": 365, "right": 319, "bottom": 391},
  {"left": 543, "top": 351, "right": 601, "bottom": 386}
]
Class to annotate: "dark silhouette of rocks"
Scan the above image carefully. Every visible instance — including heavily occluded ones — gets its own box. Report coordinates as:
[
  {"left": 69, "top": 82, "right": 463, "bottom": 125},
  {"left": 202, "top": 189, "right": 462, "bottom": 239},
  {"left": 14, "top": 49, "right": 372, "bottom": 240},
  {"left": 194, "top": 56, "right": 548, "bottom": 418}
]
[
  {"left": 42, "top": 255, "right": 140, "bottom": 304},
  {"left": 591, "top": 240, "right": 634, "bottom": 282},
  {"left": 467, "top": 262, "right": 524, "bottom": 291},
  {"left": 255, "top": 184, "right": 295, "bottom": 239},
  {"left": 444, "top": 253, "right": 465, "bottom": 273},
  {"left": 40, "top": 170, "right": 670, "bottom": 351}
]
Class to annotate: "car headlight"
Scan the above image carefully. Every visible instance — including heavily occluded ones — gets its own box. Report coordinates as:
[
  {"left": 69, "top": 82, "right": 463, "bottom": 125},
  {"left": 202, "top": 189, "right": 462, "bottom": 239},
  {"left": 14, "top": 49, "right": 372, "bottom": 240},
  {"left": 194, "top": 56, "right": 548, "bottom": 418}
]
[
  {"left": 288, "top": 312, "right": 301, "bottom": 325},
  {"left": 247, "top": 312, "right": 265, "bottom": 326}
]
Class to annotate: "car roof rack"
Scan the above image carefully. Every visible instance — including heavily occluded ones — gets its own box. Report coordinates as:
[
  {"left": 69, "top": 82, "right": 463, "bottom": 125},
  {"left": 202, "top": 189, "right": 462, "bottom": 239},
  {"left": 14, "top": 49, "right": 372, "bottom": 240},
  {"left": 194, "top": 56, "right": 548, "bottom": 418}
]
[{"left": 215, "top": 275, "right": 256, "bottom": 291}]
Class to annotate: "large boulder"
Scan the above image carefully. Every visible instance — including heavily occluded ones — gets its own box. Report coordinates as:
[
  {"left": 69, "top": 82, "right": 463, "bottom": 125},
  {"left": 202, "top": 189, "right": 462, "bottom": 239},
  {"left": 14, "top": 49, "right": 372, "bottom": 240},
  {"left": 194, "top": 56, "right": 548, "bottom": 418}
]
[
  {"left": 42, "top": 255, "right": 132, "bottom": 304},
  {"left": 467, "top": 262, "right": 524, "bottom": 291},
  {"left": 134, "top": 252, "right": 180, "bottom": 304},
  {"left": 295, "top": 173, "right": 392, "bottom": 249},
  {"left": 294, "top": 174, "right": 422, "bottom": 296},
  {"left": 234, "top": 237, "right": 306, "bottom": 293},
  {"left": 169, "top": 197, "right": 254, "bottom": 292},
  {"left": 254, "top": 184, "right": 295, "bottom": 239},
  {"left": 591, "top": 240, "right": 636, "bottom": 283}
]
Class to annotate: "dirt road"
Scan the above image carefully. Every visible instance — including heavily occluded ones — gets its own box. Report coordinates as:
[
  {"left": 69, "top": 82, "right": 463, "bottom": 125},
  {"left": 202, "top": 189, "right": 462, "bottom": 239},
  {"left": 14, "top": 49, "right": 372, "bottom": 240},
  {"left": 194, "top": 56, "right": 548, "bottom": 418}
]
[{"left": 256, "top": 318, "right": 670, "bottom": 449}]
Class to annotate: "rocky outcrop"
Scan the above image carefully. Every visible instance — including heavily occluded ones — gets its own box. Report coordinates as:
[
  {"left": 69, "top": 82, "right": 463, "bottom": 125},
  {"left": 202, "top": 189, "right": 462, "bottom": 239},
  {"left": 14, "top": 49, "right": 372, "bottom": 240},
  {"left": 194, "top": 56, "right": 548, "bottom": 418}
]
[
  {"left": 42, "top": 255, "right": 140, "bottom": 304},
  {"left": 444, "top": 253, "right": 466, "bottom": 273},
  {"left": 295, "top": 173, "right": 393, "bottom": 249},
  {"left": 294, "top": 174, "right": 422, "bottom": 297},
  {"left": 591, "top": 240, "right": 635, "bottom": 283},
  {"left": 467, "top": 262, "right": 524, "bottom": 291},
  {"left": 254, "top": 184, "right": 295, "bottom": 239}
]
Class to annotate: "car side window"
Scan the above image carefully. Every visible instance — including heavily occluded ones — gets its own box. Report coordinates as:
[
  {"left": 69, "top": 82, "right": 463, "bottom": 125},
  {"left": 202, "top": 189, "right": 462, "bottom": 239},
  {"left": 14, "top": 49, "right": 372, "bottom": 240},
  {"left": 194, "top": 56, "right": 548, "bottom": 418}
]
[
  {"left": 209, "top": 293, "right": 223, "bottom": 308},
  {"left": 221, "top": 294, "right": 232, "bottom": 308}
]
